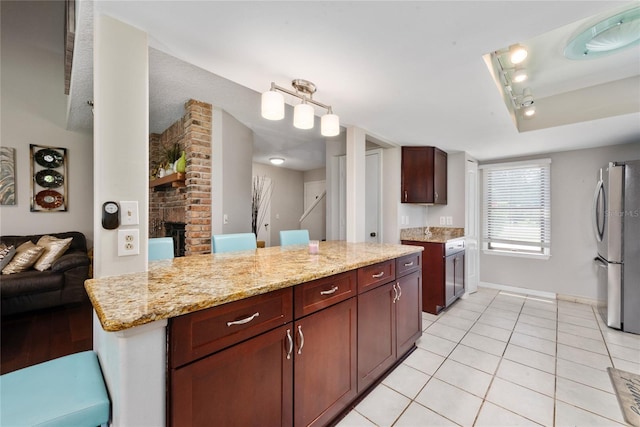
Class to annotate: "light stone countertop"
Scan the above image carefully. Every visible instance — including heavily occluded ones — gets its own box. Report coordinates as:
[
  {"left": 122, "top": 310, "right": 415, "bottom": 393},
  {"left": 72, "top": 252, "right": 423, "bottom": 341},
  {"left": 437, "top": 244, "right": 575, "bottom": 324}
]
[
  {"left": 86, "top": 241, "right": 423, "bottom": 332},
  {"left": 400, "top": 227, "right": 465, "bottom": 243}
]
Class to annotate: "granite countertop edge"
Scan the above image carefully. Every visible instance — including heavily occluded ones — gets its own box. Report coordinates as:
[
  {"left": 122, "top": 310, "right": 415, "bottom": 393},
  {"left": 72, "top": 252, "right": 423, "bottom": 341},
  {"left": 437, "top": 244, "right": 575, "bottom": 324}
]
[{"left": 86, "top": 241, "right": 423, "bottom": 332}]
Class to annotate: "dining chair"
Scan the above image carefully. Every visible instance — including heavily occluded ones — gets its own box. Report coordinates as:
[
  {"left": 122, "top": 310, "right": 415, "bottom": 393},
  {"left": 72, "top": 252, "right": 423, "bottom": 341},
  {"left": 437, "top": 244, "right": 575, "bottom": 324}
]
[
  {"left": 148, "top": 237, "right": 175, "bottom": 261},
  {"left": 212, "top": 233, "right": 257, "bottom": 253},
  {"left": 279, "top": 229, "right": 310, "bottom": 246}
]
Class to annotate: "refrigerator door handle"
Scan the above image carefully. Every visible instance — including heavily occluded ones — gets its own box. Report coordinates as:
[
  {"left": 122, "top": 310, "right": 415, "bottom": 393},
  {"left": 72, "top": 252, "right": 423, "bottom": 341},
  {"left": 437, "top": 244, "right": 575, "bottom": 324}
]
[{"left": 592, "top": 178, "right": 605, "bottom": 243}]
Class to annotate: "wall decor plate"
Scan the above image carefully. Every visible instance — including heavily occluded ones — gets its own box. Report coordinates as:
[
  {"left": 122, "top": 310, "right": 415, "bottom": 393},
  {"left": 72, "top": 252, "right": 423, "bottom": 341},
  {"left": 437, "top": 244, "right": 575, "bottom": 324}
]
[
  {"left": 30, "top": 144, "right": 67, "bottom": 212},
  {"left": 35, "top": 190, "right": 64, "bottom": 209},
  {"left": 35, "top": 148, "right": 64, "bottom": 168},
  {"left": 35, "top": 169, "right": 64, "bottom": 188}
]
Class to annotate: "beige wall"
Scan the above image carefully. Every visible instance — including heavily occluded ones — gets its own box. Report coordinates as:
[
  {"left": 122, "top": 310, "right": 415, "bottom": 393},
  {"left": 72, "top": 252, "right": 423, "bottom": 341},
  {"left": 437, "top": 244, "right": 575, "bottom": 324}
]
[{"left": 0, "top": 1, "right": 93, "bottom": 243}]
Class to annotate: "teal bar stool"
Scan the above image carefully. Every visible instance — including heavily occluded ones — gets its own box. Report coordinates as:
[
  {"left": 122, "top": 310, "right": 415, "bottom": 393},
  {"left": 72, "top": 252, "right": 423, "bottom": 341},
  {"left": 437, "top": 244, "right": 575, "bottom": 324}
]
[
  {"left": 212, "top": 233, "right": 257, "bottom": 253},
  {"left": 149, "top": 237, "right": 175, "bottom": 260},
  {"left": 280, "top": 229, "right": 310, "bottom": 246},
  {"left": 0, "top": 351, "right": 110, "bottom": 427}
]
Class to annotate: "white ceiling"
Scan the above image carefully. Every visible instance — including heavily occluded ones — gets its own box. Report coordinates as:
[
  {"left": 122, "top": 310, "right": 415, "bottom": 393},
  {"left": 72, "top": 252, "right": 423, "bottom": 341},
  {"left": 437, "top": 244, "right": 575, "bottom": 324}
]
[{"left": 65, "top": 1, "right": 640, "bottom": 170}]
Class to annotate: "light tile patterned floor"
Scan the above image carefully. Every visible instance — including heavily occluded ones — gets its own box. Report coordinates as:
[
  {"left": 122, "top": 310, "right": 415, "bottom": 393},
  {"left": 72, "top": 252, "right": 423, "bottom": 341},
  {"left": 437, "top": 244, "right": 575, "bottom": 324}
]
[{"left": 337, "top": 287, "right": 640, "bottom": 426}]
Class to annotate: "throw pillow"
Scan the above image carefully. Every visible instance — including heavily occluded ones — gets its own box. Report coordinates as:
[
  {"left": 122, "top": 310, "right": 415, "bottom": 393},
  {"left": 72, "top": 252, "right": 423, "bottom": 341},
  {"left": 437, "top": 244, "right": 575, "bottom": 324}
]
[
  {"left": 2, "top": 241, "right": 45, "bottom": 274},
  {"left": 33, "top": 235, "right": 73, "bottom": 271},
  {"left": 0, "top": 244, "right": 17, "bottom": 271}
]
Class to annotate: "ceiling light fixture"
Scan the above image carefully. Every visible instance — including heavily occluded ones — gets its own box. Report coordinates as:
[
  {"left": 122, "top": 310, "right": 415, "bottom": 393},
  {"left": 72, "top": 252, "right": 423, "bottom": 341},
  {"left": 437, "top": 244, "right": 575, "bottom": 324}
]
[
  {"left": 261, "top": 79, "right": 340, "bottom": 137},
  {"left": 511, "top": 67, "right": 528, "bottom": 83},
  {"left": 269, "top": 157, "right": 285, "bottom": 165},
  {"left": 508, "top": 44, "right": 528, "bottom": 64},
  {"left": 523, "top": 105, "right": 536, "bottom": 118},
  {"left": 565, "top": 6, "right": 640, "bottom": 60}
]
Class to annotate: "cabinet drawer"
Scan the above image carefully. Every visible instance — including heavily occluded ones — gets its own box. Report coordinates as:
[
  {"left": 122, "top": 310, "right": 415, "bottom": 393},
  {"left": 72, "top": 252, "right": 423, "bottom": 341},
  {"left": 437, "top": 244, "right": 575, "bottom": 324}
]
[
  {"left": 170, "top": 288, "right": 293, "bottom": 368},
  {"left": 294, "top": 271, "right": 356, "bottom": 319},
  {"left": 396, "top": 253, "right": 421, "bottom": 277},
  {"left": 357, "top": 260, "right": 395, "bottom": 293}
]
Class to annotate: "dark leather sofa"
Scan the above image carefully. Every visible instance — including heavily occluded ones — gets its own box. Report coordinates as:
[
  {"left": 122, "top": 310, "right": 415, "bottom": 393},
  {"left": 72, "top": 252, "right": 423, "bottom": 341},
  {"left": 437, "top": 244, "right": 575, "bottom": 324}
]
[{"left": 1, "top": 231, "right": 91, "bottom": 316}]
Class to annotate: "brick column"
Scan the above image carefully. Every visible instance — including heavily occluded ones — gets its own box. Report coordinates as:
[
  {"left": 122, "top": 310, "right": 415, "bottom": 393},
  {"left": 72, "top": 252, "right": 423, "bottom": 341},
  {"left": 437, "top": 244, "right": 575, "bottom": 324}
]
[{"left": 183, "top": 100, "right": 212, "bottom": 255}]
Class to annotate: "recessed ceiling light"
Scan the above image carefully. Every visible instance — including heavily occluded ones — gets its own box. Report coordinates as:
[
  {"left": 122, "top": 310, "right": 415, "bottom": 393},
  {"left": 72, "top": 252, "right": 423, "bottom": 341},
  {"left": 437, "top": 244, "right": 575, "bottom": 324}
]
[
  {"left": 565, "top": 6, "right": 640, "bottom": 60},
  {"left": 269, "top": 157, "right": 285, "bottom": 165}
]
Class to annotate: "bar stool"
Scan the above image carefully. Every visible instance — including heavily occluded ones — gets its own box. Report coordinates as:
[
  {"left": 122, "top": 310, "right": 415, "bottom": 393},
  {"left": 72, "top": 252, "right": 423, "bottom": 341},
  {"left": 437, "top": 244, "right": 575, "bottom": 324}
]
[
  {"left": 149, "top": 237, "right": 175, "bottom": 261},
  {"left": 212, "top": 233, "right": 257, "bottom": 253},
  {"left": 0, "top": 351, "right": 110, "bottom": 426},
  {"left": 280, "top": 229, "right": 310, "bottom": 246}
]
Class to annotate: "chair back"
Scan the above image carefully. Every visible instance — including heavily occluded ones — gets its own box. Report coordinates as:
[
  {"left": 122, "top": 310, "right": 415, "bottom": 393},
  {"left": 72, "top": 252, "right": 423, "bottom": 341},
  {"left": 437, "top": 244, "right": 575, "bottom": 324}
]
[
  {"left": 212, "top": 233, "right": 257, "bottom": 253},
  {"left": 280, "top": 229, "right": 310, "bottom": 246},
  {"left": 148, "top": 237, "right": 174, "bottom": 261}
]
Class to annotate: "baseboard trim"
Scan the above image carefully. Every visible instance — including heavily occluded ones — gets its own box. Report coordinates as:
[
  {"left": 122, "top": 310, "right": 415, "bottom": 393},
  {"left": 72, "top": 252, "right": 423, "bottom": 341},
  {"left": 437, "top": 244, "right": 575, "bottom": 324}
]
[
  {"left": 556, "top": 293, "right": 602, "bottom": 307},
  {"left": 479, "top": 282, "right": 557, "bottom": 300}
]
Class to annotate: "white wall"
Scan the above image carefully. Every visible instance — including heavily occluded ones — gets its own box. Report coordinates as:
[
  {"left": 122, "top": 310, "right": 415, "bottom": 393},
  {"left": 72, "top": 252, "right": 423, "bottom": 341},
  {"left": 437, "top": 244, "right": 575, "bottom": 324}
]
[
  {"left": 480, "top": 142, "right": 640, "bottom": 301},
  {"left": 427, "top": 151, "right": 466, "bottom": 228},
  {"left": 252, "top": 162, "right": 304, "bottom": 245},
  {"left": 212, "top": 109, "right": 253, "bottom": 235},
  {"left": 0, "top": 1, "right": 93, "bottom": 242},
  {"left": 303, "top": 167, "right": 327, "bottom": 241}
]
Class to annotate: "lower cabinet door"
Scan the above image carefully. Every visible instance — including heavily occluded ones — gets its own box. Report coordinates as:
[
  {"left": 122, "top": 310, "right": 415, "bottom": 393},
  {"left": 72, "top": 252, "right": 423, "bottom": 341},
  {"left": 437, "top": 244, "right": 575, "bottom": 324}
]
[
  {"left": 357, "top": 282, "right": 396, "bottom": 393},
  {"left": 294, "top": 298, "right": 357, "bottom": 427},
  {"left": 171, "top": 325, "right": 293, "bottom": 427},
  {"left": 396, "top": 270, "right": 423, "bottom": 357}
]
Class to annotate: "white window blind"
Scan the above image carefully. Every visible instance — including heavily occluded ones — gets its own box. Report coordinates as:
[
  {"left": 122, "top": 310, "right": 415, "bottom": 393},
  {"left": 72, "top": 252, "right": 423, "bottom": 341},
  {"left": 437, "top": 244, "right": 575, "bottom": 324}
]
[{"left": 481, "top": 159, "right": 551, "bottom": 256}]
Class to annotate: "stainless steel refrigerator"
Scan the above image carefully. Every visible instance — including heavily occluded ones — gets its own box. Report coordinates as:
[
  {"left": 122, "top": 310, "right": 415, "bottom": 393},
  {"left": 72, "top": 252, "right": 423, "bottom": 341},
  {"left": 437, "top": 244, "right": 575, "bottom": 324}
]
[{"left": 593, "top": 160, "right": 640, "bottom": 334}]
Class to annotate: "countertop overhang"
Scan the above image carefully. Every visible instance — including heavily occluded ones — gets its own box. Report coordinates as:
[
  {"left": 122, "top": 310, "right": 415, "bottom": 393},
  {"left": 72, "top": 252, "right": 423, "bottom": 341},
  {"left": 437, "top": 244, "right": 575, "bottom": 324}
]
[{"left": 86, "top": 241, "right": 423, "bottom": 332}]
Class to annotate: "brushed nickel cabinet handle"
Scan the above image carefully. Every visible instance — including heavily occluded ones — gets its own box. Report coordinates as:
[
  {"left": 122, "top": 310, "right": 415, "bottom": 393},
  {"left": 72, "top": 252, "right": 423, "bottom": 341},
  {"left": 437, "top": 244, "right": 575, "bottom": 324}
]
[
  {"left": 392, "top": 284, "right": 398, "bottom": 303},
  {"left": 297, "top": 325, "right": 305, "bottom": 355},
  {"left": 286, "top": 329, "right": 293, "bottom": 360},
  {"left": 404, "top": 190, "right": 408, "bottom": 202},
  {"left": 320, "top": 286, "right": 339, "bottom": 296},
  {"left": 372, "top": 272, "right": 384, "bottom": 279},
  {"left": 403, "top": 261, "right": 414, "bottom": 267},
  {"left": 397, "top": 282, "right": 402, "bottom": 300},
  {"left": 435, "top": 191, "right": 439, "bottom": 201},
  {"left": 226, "top": 312, "right": 260, "bottom": 327}
]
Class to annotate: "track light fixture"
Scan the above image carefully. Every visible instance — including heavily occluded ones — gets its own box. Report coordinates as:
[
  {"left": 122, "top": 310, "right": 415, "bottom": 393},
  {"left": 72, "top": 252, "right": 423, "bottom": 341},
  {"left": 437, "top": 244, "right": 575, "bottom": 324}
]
[
  {"left": 261, "top": 79, "right": 340, "bottom": 137},
  {"left": 492, "top": 44, "right": 536, "bottom": 119}
]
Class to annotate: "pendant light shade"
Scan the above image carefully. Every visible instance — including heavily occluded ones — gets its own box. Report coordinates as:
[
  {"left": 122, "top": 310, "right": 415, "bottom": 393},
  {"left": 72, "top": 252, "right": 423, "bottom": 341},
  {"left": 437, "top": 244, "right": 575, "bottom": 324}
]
[
  {"left": 293, "top": 102, "right": 314, "bottom": 130},
  {"left": 261, "top": 90, "right": 285, "bottom": 120},
  {"left": 321, "top": 113, "right": 340, "bottom": 137}
]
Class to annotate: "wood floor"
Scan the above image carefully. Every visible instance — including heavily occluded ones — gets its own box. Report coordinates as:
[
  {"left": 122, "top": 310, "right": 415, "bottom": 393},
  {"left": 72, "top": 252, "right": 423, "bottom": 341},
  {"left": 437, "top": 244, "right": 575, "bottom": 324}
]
[{"left": 1, "top": 301, "right": 93, "bottom": 375}]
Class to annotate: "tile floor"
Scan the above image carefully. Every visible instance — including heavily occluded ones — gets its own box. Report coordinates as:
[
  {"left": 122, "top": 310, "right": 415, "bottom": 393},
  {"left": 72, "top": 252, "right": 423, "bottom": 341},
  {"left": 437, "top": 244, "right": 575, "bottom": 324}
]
[{"left": 337, "top": 287, "right": 640, "bottom": 426}]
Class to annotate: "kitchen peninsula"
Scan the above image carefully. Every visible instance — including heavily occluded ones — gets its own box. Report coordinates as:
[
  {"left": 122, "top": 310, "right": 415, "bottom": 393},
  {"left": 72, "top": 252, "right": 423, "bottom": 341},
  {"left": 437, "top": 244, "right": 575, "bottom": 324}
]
[{"left": 86, "top": 241, "right": 423, "bottom": 426}]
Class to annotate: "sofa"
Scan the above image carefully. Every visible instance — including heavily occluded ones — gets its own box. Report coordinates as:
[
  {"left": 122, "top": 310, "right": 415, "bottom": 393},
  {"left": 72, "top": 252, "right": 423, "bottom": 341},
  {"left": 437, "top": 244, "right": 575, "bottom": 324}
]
[{"left": 0, "top": 231, "right": 91, "bottom": 316}]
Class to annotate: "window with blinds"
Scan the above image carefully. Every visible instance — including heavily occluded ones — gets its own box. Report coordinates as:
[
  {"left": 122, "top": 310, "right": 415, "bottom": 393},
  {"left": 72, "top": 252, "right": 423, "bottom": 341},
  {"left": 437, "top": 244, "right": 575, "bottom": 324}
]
[{"left": 481, "top": 159, "right": 551, "bottom": 257}]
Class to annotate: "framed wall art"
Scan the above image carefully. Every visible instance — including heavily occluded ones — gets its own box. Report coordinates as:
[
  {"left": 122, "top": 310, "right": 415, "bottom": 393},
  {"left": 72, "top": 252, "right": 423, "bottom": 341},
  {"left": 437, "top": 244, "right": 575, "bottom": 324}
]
[
  {"left": 30, "top": 144, "right": 68, "bottom": 212},
  {"left": 0, "top": 147, "right": 16, "bottom": 205}
]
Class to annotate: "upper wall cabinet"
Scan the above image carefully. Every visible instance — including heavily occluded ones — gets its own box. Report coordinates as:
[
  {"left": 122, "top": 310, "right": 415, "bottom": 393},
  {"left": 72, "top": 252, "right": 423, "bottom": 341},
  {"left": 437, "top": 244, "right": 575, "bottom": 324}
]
[{"left": 401, "top": 146, "right": 447, "bottom": 204}]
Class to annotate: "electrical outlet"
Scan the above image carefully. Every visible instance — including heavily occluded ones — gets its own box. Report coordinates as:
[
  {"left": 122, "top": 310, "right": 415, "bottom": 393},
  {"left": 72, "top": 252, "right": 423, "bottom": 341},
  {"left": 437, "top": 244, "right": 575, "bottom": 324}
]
[
  {"left": 439, "top": 216, "right": 446, "bottom": 225},
  {"left": 118, "top": 229, "right": 140, "bottom": 256},
  {"left": 446, "top": 216, "right": 453, "bottom": 225}
]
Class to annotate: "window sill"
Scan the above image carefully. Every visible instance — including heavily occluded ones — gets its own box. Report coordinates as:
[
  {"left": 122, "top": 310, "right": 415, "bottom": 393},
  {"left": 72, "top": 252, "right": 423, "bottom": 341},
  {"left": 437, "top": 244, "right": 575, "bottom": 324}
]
[{"left": 482, "top": 249, "right": 550, "bottom": 261}]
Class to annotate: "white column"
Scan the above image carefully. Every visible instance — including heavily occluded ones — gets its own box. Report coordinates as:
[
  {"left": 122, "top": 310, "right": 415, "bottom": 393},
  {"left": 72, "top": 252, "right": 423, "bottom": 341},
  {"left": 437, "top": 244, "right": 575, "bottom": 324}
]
[
  {"left": 346, "top": 127, "right": 366, "bottom": 242},
  {"left": 94, "top": 14, "right": 164, "bottom": 426}
]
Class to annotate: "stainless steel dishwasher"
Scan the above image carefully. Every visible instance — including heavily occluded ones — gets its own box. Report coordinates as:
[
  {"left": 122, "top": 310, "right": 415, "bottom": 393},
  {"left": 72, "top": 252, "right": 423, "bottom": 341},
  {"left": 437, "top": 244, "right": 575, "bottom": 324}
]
[{"left": 445, "top": 239, "right": 465, "bottom": 308}]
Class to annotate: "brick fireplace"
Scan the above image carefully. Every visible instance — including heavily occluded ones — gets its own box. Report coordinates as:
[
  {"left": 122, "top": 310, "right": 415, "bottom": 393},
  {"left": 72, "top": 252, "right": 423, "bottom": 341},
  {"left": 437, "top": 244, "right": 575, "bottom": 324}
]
[{"left": 149, "top": 100, "right": 212, "bottom": 256}]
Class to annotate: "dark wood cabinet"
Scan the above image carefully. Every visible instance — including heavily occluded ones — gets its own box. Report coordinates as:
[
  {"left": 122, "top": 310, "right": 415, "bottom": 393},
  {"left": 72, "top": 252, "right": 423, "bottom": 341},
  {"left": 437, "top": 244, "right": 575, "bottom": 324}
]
[
  {"left": 171, "top": 324, "right": 293, "bottom": 426},
  {"left": 401, "top": 241, "right": 464, "bottom": 315},
  {"left": 357, "top": 281, "right": 396, "bottom": 392},
  {"left": 169, "top": 255, "right": 421, "bottom": 426},
  {"left": 294, "top": 298, "right": 357, "bottom": 427},
  {"left": 357, "top": 254, "right": 422, "bottom": 392},
  {"left": 401, "top": 146, "right": 447, "bottom": 204}
]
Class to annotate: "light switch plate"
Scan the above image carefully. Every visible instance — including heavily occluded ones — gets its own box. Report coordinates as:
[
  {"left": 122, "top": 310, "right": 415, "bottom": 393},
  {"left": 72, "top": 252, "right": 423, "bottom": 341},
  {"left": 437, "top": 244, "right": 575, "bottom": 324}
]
[{"left": 120, "top": 201, "right": 139, "bottom": 225}]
